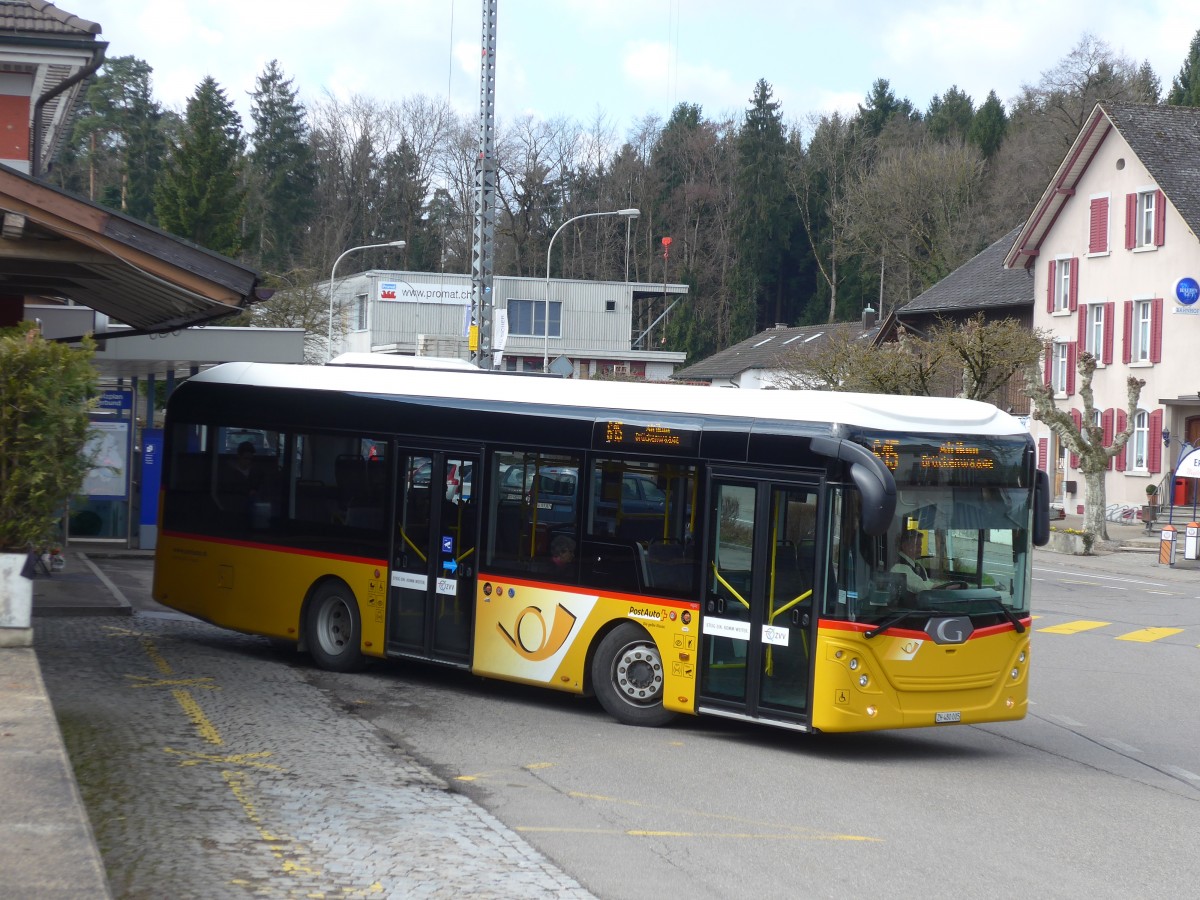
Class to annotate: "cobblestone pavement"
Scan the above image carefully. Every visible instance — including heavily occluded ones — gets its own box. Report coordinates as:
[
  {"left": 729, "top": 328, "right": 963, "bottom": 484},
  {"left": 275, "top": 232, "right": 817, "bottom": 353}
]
[{"left": 36, "top": 609, "right": 593, "bottom": 899}]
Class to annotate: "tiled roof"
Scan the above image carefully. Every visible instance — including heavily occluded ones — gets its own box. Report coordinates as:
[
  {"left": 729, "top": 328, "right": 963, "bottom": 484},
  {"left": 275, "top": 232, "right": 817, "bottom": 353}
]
[
  {"left": 673, "top": 320, "right": 877, "bottom": 380},
  {"left": 0, "top": 0, "right": 100, "bottom": 36},
  {"left": 899, "top": 226, "right": 1032, "bottom": 316},
  {"left": 1103, "top": 103, "right": 1200, "bottom": 243}
]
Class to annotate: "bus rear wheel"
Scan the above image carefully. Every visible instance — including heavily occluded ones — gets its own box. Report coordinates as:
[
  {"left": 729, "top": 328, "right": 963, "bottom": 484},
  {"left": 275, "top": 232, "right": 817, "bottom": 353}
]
[
  {"left": 592, "top": 623, "right": 674, "bottom": 727},
  {"left": 306, "top": 581, "right": 365, "bottom": 672}
]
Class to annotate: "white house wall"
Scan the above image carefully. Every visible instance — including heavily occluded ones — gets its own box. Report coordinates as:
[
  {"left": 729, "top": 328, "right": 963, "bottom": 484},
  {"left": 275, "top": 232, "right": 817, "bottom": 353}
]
[
  {"left": 329, "top": 270, "right": 686, "bottom": 376},
  {"left": 1031, "top": 124, "right": 1200, "bottom": 516}
]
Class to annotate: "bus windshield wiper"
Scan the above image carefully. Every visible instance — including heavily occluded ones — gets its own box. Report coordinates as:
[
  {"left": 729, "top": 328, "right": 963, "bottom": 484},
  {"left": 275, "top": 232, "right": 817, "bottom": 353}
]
[
  {"left": 864, "top": 609, "right": 923, "bottom": 639},
  {"left": 980, "top": 596, "right": 1026, "bottom": 633}
]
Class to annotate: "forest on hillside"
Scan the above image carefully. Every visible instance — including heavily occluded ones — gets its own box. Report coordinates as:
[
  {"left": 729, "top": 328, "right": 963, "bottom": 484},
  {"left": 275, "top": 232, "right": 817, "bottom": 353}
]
[{"left": 48, "top": 30, "right": 1200, "bottom": 364}]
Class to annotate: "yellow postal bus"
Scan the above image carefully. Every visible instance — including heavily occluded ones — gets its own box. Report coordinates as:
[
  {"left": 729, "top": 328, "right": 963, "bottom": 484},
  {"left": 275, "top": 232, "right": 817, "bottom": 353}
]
[{"left": 153, "top": 362, "right": 1049, "bottom": 733}]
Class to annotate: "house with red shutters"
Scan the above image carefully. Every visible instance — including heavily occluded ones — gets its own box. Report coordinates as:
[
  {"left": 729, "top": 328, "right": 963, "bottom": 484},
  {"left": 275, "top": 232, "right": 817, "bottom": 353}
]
[{"left": 1006, "top": 102, "right": 1200, "bottom": 520}]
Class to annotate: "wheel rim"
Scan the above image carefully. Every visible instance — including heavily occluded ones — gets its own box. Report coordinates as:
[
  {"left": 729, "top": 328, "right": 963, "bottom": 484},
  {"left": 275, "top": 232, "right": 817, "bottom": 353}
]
[
  {"left": 610, "top": 639, "right": 664, "bottom": 707},
  {"left": 315, "top": 593, "right": 353, "bottom": 656}
]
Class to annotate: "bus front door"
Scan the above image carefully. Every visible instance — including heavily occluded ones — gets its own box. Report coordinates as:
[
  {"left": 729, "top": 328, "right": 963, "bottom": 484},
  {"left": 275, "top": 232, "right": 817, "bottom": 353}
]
[
  {"left": 388, "top": 451, "right": 478, "bottom": 662},
  {"left": 699, "top": 477, "right": 818, "bottom": 725}
]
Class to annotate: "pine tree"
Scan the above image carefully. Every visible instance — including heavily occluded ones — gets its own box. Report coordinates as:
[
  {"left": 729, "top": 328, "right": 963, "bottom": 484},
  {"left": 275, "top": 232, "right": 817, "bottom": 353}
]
[
  {"left": 968, "top": 90, "right": 1007, "bottom": 160},
  {"left": 56, "top": 56, "right": 169, "bottom": 222},
  {"left": 926, "top": 86, "right": 975, "bottom": 144},
  {"left": 154, "top": 76, "right": 246, "bottom": 257},
  {"left": 247, "top": 60, "right": 316, "bottom": 273},
  {"left": 734, "top": 79, "right": 794, "bottom": 334},
  {"left": 1167, "top": 29, "right": 1200, "bottom": 106}
]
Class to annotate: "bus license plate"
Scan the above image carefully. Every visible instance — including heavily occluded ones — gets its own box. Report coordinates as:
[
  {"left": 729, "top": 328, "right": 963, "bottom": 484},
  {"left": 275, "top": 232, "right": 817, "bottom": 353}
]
[{"left": 935, "top": 711, "right": 962, "bottom": 724}]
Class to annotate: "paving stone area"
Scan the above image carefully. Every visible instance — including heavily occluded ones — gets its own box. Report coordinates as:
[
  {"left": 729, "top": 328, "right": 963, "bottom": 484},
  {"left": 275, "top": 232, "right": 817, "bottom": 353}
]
[{"left": 36, "top": 612, "right": 593, "bottom": 899}]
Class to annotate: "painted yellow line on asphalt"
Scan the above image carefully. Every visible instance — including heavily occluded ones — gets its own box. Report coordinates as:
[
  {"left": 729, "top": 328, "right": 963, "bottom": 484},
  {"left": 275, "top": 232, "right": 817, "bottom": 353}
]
[
  {"left": 1116, "top": 627, "right": 1184, "bottom": 642},
  {"left": 164, "top": 747, "right": 282, "bottom": 770},
  {"left": 171, "top": 688, "right": 224, "bottom": 745},
  {"left": 139, "top": 636, "right": 173, "bottom": 674},
  {"left": 1036, "top": 620, "right": 1111, "bottom": 634},
  {"left": 126, "top": 675, "right": 217, "bottom": 689}
]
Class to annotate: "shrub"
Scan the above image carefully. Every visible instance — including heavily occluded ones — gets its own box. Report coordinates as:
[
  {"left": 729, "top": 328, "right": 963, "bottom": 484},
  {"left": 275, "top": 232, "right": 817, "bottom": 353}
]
[{"left": 0, "top": 324, "right": 96, "bottom": 551}]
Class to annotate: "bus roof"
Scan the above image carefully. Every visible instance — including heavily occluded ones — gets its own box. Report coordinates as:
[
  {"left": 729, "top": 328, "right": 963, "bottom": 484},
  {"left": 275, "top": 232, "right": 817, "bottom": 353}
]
[{"left": 186, "top": 362, "right": 1027, "bottom": 439}]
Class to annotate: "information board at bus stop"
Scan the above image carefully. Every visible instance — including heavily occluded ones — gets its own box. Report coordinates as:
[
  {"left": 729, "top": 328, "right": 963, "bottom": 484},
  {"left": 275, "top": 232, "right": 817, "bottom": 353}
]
[{"left": 140, "top": 428, "right": 164, "bottom": 549}]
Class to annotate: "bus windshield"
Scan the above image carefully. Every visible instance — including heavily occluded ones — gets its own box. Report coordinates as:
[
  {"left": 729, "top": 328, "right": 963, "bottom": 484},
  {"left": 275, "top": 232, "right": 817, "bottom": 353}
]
[{"left": 823, "top": 483, "right": 1032, "bottom": 626}]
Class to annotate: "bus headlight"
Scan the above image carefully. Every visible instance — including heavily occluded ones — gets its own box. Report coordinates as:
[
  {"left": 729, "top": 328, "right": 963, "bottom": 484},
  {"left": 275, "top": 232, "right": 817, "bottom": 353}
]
[
  {"left": 1011, "top": 668, "right": 1020, "bottom": 680},
  {"left": 1018, "top": 650, "right": 1026, "bottom": 663},
  {"left": 849, "top": 658, "right": 859, "bottom": 671},
  {"left": 858, "top": 674, "right": 869, "bottom": 687}
]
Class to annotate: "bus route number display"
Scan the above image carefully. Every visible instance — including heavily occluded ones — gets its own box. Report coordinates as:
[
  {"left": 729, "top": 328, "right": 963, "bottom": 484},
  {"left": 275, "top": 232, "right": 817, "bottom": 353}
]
[
  {"left": 599, "top": 420, "right": 696, "bottom": 453},
  {"left": 871, "top": 438, "right": 996, "bottom": 473}
]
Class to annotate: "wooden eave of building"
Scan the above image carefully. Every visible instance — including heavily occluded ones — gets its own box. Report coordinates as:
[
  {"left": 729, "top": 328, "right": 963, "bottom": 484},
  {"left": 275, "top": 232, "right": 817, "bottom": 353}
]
[{"left": 0, "top": 164, "right": 261, "bottom": 332}]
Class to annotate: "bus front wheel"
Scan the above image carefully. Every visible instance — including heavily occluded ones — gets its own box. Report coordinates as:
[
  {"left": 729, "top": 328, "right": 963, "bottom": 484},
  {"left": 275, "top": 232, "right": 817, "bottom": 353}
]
[
  {"left": 592, "top": 623, "right": 675, "bottom": 727},
  {"left": 305, "top": 581, "right": 365, "bottom": 672}
]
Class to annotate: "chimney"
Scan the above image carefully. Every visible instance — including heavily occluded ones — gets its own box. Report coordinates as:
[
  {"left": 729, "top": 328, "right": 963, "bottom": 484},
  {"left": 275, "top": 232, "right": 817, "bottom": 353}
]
[{"left": 862, "top": 305, "right": 877, "bottom": 330}]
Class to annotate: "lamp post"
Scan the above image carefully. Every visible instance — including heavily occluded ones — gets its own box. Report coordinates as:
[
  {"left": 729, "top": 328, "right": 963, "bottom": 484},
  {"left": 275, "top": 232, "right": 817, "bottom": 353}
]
[
  {"left": 544, "top": 208, "right": 639, "bottom": 372},
  {"left": 327, "top": 240, "right": 405, "bottom": 362}
]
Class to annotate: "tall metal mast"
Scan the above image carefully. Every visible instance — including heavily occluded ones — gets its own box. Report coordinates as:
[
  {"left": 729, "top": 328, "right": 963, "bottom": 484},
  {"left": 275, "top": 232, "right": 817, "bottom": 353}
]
[{"left": 469, "top": 0, "right": 498, "bottom": 367}]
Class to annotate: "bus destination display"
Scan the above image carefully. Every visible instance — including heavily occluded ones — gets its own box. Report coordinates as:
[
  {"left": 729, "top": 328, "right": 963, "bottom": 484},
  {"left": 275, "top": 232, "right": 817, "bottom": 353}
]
[
  {"left": 870, "top": 438, "right": 997, "bottom": 473},
  {"left": 597, "top": 419, "right": 697, "bottom": 453}
]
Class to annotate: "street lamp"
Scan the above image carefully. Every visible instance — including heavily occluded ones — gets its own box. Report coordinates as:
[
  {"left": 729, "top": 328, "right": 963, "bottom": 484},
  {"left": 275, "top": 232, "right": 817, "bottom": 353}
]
[
  {"left": 327, "top": 240, "right": 405, "bottom": 362},
  {"left": 543, "top": 208, "right": 639, "bottom": 372}
]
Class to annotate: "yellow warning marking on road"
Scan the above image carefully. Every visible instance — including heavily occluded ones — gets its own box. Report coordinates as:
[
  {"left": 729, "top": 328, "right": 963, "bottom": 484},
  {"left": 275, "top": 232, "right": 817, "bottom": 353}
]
[
  {"left": 524, "top": 762, "right": 554, "bottom": 770},
  {"left": 126, "top": 674, "right": 218, "bottom": 689},
  {"left": 171, "top": 688, "right": 224, "bottom": 745},
  {"left": 1037, "top": 620, "right": 1111, "bottom": 634},
  {"left": 1116, "top": 627, "right": 1183, "bottom": 642},
  {"left": 139, "top": 636, "right": 173, "bottom": 674},
  {"left": 164, "top": 747, "right": 282, "bottom": 770},
  {"left": 516, "top": 826, "right": 880, "bottom": 842}
]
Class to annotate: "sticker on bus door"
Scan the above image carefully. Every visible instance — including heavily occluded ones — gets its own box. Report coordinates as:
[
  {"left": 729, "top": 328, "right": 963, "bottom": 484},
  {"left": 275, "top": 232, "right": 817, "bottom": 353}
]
[
  {"left": 391, "top": 571, "right": 428, "bottom": 591},
  {"left": 761, "top": 625, "right": 789, "bottom": 646},
  {"left": 702, "top": 617, "right": 751, "bottom": 640}
]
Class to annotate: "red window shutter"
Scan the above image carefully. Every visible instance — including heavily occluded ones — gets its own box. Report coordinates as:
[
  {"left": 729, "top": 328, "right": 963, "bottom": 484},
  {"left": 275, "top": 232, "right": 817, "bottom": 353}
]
[
  {"left": 1069, "top": 409, "right": 1082, "bottom": 468},
  {"left": 1115, "top": 409, "right": 1128, "bottom": 471},
  {"left": 1068, "top": 257, "right": 1079, "bottom": 311},
  {"left": 1089, "top": 197, "right": 1109, "bottom": 254},
  {"left": 1154, "top": 190, "right": 1166, "bottom": 247},
  {"left": 1148, "top": 409, "right": 1163, "bottom": 472},
  {"left": 1038, "top": 437, "right": 1048, "bottom": 472},
  {"left": 1077, "top": 305, "right": 1088, "bottom": 349},
  {"left": 1102, "top": 408, "right": 1115, "bottom": 471},
  {"left": 1043, "top": 343, "right": 1052, "bottom": 386},
  {"left": 1150, "top": 298, "right": 1163, "bottom": 362},
  {"left": 1066, "top": 342, "right": 1077, "bottom": 395},
  {"left": 1125, "top": 193, "right": 1137, "bottom": 249},
  {"left": 1122, "top": 300, "right": 1133, "bottom": 364},
  {"left": 1103, "top": 302, "right": 1115, "bottom": 364},
  {"left": 1046, "top": 260, "right": 1056, "bottom": 313}
]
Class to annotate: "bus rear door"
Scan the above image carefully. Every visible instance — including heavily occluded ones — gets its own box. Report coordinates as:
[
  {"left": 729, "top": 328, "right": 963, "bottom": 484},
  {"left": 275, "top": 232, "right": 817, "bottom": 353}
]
[
  {"left": 388, "top": 449, "right": 479, "bottom": 663},
  {"left": 699, "top": 475, "right": 819, "bottom": 728}
]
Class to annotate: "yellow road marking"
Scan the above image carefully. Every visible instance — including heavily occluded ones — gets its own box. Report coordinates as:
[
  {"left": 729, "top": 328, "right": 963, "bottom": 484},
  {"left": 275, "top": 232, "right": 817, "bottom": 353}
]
[
  {"left": 164, "top": 747, "right": 282, "bottom": 770},
  {"left": 524, "top": 762, "right": 554, "bottom": 770},
  {"left": 126, "top": 675, "right": 218, "bottom": 689},
  {"left": 1037, "top": 620, "right": 1111, "bottom": 634},
  {"left": 1116, "top": 627, "right": 1183, "bottom": 642},
  {"left": 170, "top": 689, "right": 224, "bottom": 745},
  {"left": 139, "top": 636, "right": 174, "bottom": 674}
]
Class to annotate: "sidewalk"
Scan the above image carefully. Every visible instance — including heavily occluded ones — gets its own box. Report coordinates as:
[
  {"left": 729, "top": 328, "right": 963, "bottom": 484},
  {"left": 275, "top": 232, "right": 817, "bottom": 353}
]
[{"left": 2, "top": 550, "right": 124, "bottom": 900}]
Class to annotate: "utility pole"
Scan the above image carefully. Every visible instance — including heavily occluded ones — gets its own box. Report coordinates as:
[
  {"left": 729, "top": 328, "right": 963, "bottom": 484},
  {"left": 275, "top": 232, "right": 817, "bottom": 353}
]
[{"left": 469, "top": 0, "right": 498, "bottom": 368}]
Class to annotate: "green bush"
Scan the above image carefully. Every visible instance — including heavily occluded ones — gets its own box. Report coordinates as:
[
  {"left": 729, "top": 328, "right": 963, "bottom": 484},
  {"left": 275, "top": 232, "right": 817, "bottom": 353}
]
[{"left": 0, "top": 324, "right": 96, "bottom": 551}]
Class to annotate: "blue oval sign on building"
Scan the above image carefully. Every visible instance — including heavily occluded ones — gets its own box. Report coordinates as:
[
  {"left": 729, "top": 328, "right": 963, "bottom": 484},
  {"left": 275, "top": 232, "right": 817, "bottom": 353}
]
[{"left": 1175, "top": 276, "right": 1200, "bottom": 305}]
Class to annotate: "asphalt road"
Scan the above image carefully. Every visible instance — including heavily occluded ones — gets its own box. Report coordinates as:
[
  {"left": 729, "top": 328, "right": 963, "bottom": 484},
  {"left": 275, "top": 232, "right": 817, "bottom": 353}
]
[{"left": 53, "top": 550, "right": 1200, "bottom": 899}]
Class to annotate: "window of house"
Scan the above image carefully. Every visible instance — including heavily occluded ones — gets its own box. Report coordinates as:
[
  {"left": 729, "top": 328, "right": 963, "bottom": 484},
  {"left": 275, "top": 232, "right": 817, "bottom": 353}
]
[
  {"left": 1131, "top": 410, "right": 1149, "bottom": 470},
  {"left": 1137, "top": 191, "right": 1156, "bottom": 247},
  {"left": 355, "top": 293, "right": 368, "bottom": 331},
  {"left": 1087, "top": 304, "right": 1104, "bottom": 355},
  {"left": 507, "top": 299, "right": 562, "bottom": 337},
  {"left": 1054, "top": 260, "right": 1072, "bottom": 312},
  {"left": 1133, "top": 299, "right": 1152, "bottom": 362},
  {"left": 1051, "top": 342, "right": 1069, "bottom": 394}
]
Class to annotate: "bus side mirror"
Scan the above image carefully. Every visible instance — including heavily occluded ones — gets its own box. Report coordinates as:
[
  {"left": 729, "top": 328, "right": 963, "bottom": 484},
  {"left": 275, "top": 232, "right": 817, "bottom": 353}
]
[{"left": 1033, "top": 470, "right": 1051, "bottom": 546}]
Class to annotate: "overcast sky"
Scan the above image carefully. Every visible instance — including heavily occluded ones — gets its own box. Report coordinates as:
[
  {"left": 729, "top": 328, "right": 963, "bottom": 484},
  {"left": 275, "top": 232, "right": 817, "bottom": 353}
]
[{"left": 69, "top": 0, "right": 1198, "bottom": 134}]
